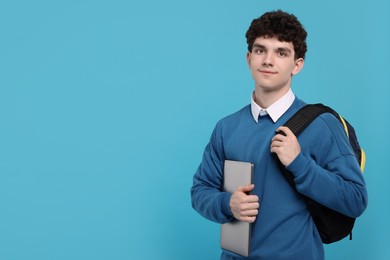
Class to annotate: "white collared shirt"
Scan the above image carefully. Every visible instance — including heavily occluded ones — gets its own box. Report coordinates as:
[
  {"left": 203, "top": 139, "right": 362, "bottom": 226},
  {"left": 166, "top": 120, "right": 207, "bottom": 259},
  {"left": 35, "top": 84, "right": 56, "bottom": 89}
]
[{"left": 251, "top": 89, "right": 295, "bottom": 123}]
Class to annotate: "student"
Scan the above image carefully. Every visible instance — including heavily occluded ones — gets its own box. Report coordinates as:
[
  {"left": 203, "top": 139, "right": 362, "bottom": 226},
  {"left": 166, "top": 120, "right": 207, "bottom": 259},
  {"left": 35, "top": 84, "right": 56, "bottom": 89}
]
[{"left": 190, "top": 10, "right": 367, "bottom": 259}]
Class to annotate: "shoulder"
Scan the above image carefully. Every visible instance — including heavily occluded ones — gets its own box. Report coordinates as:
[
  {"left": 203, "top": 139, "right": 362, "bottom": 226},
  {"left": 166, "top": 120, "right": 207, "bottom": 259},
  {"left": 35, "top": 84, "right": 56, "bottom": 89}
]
[
  {"left": 208, "top": 104, "right": 252, "bottom": 142},
  {"left": 304, "top": 112, "right": 353, "bottom": 156},
  {"left": 216, "top": 104, "right": 252, "bottom": 127},
  {"left": 317, "top": 112, "right": 342, "bottom": 129},
  {"left": 316, "top": 113, "right": 346, "bottom": 139}
]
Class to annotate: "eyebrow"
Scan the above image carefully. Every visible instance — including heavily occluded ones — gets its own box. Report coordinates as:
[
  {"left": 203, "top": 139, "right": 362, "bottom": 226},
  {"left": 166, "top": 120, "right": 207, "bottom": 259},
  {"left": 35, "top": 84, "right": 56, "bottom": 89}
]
[
  {"left": 252, "top": 43, "right": 265, "bottom": 49},
  {"left": 276, "top": 47, "right": 292, "bottom": 54},
  {"left": 253, "top": 43, "right": 292, "bottom": 54}
]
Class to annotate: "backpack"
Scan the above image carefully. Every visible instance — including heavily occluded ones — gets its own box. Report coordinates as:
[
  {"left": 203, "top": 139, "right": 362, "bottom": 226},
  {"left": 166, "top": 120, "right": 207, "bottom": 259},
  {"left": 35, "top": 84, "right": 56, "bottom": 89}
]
[{"left": 279, "top": 103, "right": 366, "bottom": 244}]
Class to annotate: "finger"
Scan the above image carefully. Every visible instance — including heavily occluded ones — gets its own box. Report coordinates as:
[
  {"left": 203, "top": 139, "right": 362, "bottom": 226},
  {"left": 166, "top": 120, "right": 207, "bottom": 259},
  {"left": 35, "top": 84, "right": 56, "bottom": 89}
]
[
  {"left": 237, "top": 184, "right": 255, "bottom": 193},
  {"left": 240, "top": 215, "right": 257, "bottom": 223},
  {"left": 245, "top": 195, "right": 259, "bottom": 203},
  {"left": 271, "top": 136, "right": 280, "bottom": 143},
  {"left": 270, "top": 139, "right": 283, "bottom": 147},
  {"left": 238, "top": 210, "right": 259, "bottom": 220},
  {"left": 270, "top": 141, "right": 284, "bottom": 153},
  {"left": 270, "top": 146, "right": 280, "bottom": 154},
  {"left": 240, "top": 201, "right": 260, "bottom": 210},
  {"left": 276, "top": 126, "right": 294, "bottom": 137},
  {"left": 271, "top": 133, "right": 286, "bottom": 143},
  {"left": 270, "top": 145, "right": 284, "bottom": 155},
  {"left": 242, "top": 209, "right": 259, "bottom": 217}
]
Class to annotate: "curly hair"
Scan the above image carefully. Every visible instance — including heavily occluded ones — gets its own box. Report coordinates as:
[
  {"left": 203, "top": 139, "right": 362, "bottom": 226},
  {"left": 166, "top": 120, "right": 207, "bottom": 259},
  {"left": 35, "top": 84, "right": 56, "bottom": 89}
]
[{"left": 245, "top": 10, "right": 307, "bottom": 59}]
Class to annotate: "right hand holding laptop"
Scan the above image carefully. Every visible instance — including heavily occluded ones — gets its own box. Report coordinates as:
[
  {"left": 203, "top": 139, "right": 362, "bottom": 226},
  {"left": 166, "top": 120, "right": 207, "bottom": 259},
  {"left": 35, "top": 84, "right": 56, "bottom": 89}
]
[{"left": 230, "top": 184, "right": 259, "bottom": 223}]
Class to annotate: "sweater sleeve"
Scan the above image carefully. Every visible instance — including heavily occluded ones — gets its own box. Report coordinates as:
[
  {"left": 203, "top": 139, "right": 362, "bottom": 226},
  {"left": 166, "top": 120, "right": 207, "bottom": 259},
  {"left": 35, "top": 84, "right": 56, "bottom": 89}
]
[
  {"left": 190, "top": 122, "right": 234, "bottom": 224},
  {"left": 286, "top": 114, "right": 368, "bottom": 218}
]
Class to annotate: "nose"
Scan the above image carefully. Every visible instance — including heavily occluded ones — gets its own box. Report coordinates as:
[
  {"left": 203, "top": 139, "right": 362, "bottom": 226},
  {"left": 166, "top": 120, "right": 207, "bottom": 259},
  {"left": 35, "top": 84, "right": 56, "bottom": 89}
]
[{"left": 262, "top": 53, "right": 273, "bottom": 66}]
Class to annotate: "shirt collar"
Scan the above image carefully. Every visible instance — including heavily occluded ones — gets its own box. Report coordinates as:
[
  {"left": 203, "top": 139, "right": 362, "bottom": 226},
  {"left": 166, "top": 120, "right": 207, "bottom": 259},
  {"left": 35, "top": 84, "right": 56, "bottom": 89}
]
[{"left": 251, "top": 89, "right": 295, "bottom": 123}]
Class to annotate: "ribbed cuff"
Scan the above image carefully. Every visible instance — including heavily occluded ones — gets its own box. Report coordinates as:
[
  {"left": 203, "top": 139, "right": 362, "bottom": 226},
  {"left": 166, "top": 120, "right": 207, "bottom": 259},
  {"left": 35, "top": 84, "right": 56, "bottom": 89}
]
[
  {"left": 286, "top": 152, "right": 308, "bottom": 179},
  {"left": 220, "top": 192, "right": 233, "bottom": 217}
]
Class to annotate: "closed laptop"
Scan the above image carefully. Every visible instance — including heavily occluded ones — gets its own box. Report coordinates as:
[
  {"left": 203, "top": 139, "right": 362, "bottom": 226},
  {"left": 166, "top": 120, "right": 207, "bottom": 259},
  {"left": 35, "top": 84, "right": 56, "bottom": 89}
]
[{"left": 220, "top": 160, "right": 254, "bottom": 257}]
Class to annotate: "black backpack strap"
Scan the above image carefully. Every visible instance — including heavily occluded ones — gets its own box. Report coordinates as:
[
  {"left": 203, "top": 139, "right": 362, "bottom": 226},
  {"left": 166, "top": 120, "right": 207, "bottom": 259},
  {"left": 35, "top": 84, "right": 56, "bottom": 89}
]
[{"left": 283, "top": 103, "right": 337, "bottom": 136}]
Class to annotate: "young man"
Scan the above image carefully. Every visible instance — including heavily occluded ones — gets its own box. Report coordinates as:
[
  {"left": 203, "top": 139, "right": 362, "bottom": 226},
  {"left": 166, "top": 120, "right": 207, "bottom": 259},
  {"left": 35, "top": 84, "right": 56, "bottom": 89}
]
[{"left": 190, "top": 10, "right": 367, "bottom": 259}]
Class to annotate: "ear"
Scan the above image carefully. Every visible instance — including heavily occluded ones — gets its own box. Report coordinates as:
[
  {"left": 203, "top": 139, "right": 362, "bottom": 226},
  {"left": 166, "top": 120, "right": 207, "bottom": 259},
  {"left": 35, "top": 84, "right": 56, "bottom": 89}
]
[
  {"left": 292, "top": 58, "right": 304, "bottom": 76},
  {"left": 246, "top": 51, "right": 251, "bottom": 67}
]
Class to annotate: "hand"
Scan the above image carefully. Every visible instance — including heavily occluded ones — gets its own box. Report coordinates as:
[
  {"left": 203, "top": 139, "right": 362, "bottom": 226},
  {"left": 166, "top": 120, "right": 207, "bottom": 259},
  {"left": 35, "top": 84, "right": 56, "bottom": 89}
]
[
  {"left": 230, "top": 184, "right": 259, "bottom": 223},
  {"left": 270, "top": 126, "right": 301, "bottom": 166}
]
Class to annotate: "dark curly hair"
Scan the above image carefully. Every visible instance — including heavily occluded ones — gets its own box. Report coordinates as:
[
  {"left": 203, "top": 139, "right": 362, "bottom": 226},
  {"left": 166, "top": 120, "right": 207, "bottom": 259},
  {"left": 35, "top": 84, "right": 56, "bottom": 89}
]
[{"left": 245, "top": 10, "right": 307, "bottom": 59}]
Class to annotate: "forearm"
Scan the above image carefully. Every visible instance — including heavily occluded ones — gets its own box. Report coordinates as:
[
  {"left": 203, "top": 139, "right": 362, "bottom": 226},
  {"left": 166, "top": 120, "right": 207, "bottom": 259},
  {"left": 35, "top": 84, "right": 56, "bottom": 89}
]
[
  {"left": 191, "top": 182, "right": 233, "bottom": 223},
  {"left": 287, "top": 153, "right": 368, "bottom": 217}
]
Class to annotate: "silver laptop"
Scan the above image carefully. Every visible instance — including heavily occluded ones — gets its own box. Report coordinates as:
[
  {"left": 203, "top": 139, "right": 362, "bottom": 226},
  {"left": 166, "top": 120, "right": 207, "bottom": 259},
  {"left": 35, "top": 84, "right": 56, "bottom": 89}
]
[{"left": 220, "top": 160, "right": 254, "bottom": 257}]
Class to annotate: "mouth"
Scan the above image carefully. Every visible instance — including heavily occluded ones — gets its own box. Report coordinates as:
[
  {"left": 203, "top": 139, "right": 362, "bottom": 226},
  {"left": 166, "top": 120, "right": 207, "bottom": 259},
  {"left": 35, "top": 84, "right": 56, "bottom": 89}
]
[{"left": 258, "top": 69, "right": 277, "bottom": 75}]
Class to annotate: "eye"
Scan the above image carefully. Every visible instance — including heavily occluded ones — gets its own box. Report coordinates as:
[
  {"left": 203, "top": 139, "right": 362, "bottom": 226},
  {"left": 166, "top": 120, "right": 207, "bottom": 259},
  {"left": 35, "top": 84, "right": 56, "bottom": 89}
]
[
  {"left": 278, "top": 51, "right": 288, "bottom": 57},
  {"left": 254, "top": 48, "right": 265, "bottom": 54}
]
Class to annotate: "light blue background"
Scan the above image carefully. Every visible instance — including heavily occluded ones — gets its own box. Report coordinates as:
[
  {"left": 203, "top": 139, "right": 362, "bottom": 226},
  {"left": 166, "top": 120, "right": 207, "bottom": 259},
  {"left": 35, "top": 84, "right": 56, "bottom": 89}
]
[{"left": 0, "top": 0, "right": 389, "bottom": 259}]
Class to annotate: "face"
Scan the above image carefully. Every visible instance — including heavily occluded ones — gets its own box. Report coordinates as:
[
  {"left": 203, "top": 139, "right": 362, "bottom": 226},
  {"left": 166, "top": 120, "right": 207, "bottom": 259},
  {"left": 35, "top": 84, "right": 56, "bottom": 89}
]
[{"left": 246, "top": 37, "right": 304, "bottom": 96}]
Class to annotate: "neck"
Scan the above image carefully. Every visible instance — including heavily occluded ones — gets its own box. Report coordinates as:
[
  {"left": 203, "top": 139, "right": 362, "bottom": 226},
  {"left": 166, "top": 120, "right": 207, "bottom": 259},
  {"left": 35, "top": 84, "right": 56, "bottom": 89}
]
[{"left": 254, "top": 87, "right": 291, "bottom": 108}]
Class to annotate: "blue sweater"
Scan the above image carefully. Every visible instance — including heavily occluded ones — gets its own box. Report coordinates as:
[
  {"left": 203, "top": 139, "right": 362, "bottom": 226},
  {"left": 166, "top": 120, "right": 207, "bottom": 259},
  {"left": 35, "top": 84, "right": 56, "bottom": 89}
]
[{"left": 191, "top": 98, "right": 367, "bottom": 259}]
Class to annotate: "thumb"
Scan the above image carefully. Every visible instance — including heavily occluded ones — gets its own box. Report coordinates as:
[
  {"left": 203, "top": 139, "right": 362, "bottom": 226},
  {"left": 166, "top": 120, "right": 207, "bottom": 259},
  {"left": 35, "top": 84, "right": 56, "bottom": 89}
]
[{"left": 237, "top": 184, "right": 254, "bottom": 193}]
